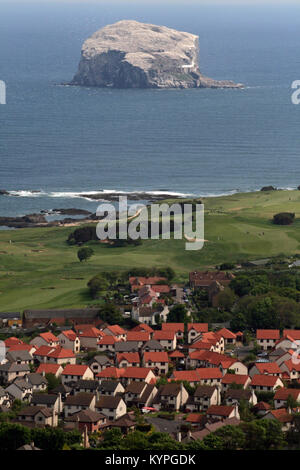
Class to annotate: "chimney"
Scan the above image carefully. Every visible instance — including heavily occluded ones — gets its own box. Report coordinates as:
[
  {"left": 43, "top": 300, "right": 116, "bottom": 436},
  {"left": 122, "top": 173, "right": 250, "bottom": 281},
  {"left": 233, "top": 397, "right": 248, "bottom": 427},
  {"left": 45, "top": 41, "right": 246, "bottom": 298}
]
[
  {"left": 83, "top": 425, "right": 90, "bottom": 449},
  {"left": 176, "top": 431, "right": 182, "bottom": 443}
]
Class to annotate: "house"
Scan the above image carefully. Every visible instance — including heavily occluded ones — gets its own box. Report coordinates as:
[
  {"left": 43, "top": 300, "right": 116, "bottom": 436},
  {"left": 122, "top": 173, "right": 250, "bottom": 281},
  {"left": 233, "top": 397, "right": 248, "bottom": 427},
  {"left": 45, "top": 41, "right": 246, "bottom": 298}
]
[
  {"left": 186, "top": 385, "right": 220, "bottom": 412},
  {"left": 171, "top": 370, "right": 202, "bottom": 387},
  {"left": 33, "top": 346, "right": 76, "bottom": 365},
  {"left": 5, "top": 378, "right": 33, "bottom": 401},
  {"left": 7, "top": 343, "right": 36, "bottom": 355},
  {"left": 114, "top": 341, "right": 139, "bottom": 354},
  {"left": 6, "top": 350, "right": 33, "bottom": 366},
  {"left": 72, "top": 379, "right": 99, "bottom": 395},
  {"left": 30, "top": 332, "right": 59, "bottom": 348},
  {"left": 23, "top": 309, "right": 102, "bottom": 328},
  {"left": 152, "top": 330, "right": 177, "bottom": 351},
  {"left": 31, "top": 393, "right": 63, "bottom": 414},
  {"left": 206, "top": 404, "right": 240, "bottom": 421},
  {"left": 4, "top": 337, "right": 23, "bottom": 349},
  {"left": 185, "top": 413, "right": 207, "bottom": 430},
  {"left": 0, "top": 312, "right": 21, "bottom": 328},
  {"left": 0, "top": 363, "right": 30, "bottom": 383},
  {"left": 280, "top": 360, "right": 300, "bottom": 380},
  {"left": 88, "top": 355, "right": 113, "bottom": 377},
  {"left": 95, "top": 395, "right": 127, "bottom": 421},
  {"left": 121, "top": 367, "right": 156, "bottom": 386},
  {"left": 124, "top": 382, "right": 157, "bottom": 409},
  {"left": 221, "top": 373, "right": 251, "bottom": 391},
  {"left": 116, "top": 352, "right": 141, "bottom": 368},
  {"left": 263, "top": 408, "right": 293, "bottom": 431},
  {"left": 189, "top": 271, "right": 235, "bottom": 290},
  {"left": 188, "top": 324, "right": 209, "bottom": 344},
  {"left": 142, "top": 340, "right": 164, "bottom": 353},
  {"left": 97, "top": 335, "right": 119, "bottom": 353},
  {"left": 129, "top": 276, "right": 167, "bottom": 292},
  {"left": 64, "top": 409, "right": 107, "bottom": 433},
  {"left": 143, "top": 351, "right": 169, "bottom": 375},
  {"left": 64, "top": 392, "right": 96, "bottom": 417},
  {"left": 224, "top": 389, "right": 257, "bottom": 406},
  {"left": 274, "top": 388, "right": 300, "bottom": 409},
  {"left": 98, "top": 380, "right": 125, "bottom": 397},
  {"left": 250, "top": 374, "right": 284, "bottom": 392},
  {"left": 61, "top": 364, "right": 94, "bottom": 385},
  {"left": 196, "top": 368, "right": 223, "bottom": 386},
  {"left": 153, "top": 383, "right": 189, "bottom": 411},
  {"left": 126, "top": 331, "right": 151, "bottom": 346},
  {"left": 79, "top": 327, "right": 105, "bottom": 350},
  {"left": 131, "top": 306, "right": 169, "bottom": 326},
  {"left": 249, "top": 362, "right": 282, "bottom": 378},
  {"left": 24, "top": 373, "right": 48, "bottom": 392},
  {"left": 253, "top": 401, "right": 271, "bottom": 417},
  {"left": 103, "top": 325, "right": 127, "bottom": 341},
  {"left": 217, "top": 328, "right": 237, "bottom": 346},
  {"left": 57, "top": 330, "right": 80, "bottom": 353},
  {"left": 96, "top": 367, "right": 126, "bottom": 383},
  {"left": 131, "top": 323, "right": 154, "bottom": 334},
  {"left": 0, "top": 386, "right": 10, "bottom": 407},
  {"left": 256, "top": 330, "right": 280, "bottom": 351},
  {"left": 16, "top": 406, "right": 58, "bottom": 427},
  {"left": 36, "top": 363, "right": 63, "bottom": 378}
]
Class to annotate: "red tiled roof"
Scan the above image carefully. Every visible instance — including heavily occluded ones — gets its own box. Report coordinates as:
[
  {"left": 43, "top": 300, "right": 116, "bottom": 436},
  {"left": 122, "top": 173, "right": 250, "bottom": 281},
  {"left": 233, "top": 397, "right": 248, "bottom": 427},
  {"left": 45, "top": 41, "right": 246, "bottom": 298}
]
[
  {"left": 274, "top": 388, "right": 300, "bottom": 400},
  {"left": 221, "top": 373, "right": 250, "bottom": 385},
  {"left": 4, "top": 337, "right": 23, "bottom": 347},
  {"left": 268, "top": 408, "right": 293, "bottom": 423},
  {"left": 254, "top": 401, "right": 271, "bottom": 410},
  {"left": 96, "top": 367, "right": 125, "bottom": 379},
  {"left": 97, "top": 335, "right": 119, "bottom": 345},
  {"left": 218, "top": 328, "right": 237, "bottom": 339},
  {"left": 256, "top": 329, "right": 280, "bottom": 340},
  {"left": 186, "top": 413, "right": 205, "bottom": 423},
  {"left": 47, "top": 346, "right": 75, "bottom": 359},
  {"left": 105, "top": 325, "right": 126, "bottom": 335},
  {"left": 39, "top": 332, "right": 59, "bottom": 343},
  {"left": 33, "top": 345, "right": 54, "bottom": 357},
  {"left": 151, "top": 285, "right": 170, "bottom": 294},
  {"left": 255, "top": 362, "right": 281, "bottom": 375},
  {"left": 79, "top": 327, "right": 104, "bottom": 338},
  {"left": 169, "top": 350, "right": 185, "bottom": 359},
  {"left": 172, "top": 370, "right": 201, "bottom": 382},
  {"left": 122, "top": 367, "right": 154, "bottom": 379},
  {"left": 251, "top": 374, "right": 282, "bottom": 387},
  {"left": 61, "top": 330, "right": 77, "bottom": 341},
  {"left": 189, "top": 323, "right": 209, "bottom": 333},
  {"left": 206, "top": 405, "right": 235, "bottom": 417},
  {"left": 36, "top": 363, "right": 62, "bottom": 375},
  {"left": 196, "top": 368, "right": 223, "bottom": 379},
  {"left": 144, "top": 352, "right": 169, "bottom": 363},
  {"left": 8, "top": 344, "right": 34, "bottom": 352},
  {"left": 161, "top": 323, "right": 184, "bottom": 332},
  {"left": 62, "top": 364, "right": 90, "bottom": 376},
  {"left": 283, "top": 330, "right": 300, "bottom": 341},
  {"left": 126, "top": 331, "right": 150, "bottom": 342},
  {"left": 131, "top": 323, "right": 154, "bottom": 333},
  {"left": 117, "top": 352, "right": 140, "bottom": 364},
  {"left": 283, "top": 359, "right": 300, "bottom": 372},
  {"left": 153, "top": 331, "right": 175, "bottom": 341}
]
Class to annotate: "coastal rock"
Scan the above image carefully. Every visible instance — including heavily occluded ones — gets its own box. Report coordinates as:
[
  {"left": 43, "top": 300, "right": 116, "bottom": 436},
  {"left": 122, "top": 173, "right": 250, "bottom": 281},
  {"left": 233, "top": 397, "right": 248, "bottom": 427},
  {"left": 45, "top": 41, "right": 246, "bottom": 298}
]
[
  {"left": 0, "top": 190, "right": 9, "bottom": 195},
  {"left": 71, "top": 20, "right": 242, "bottom": 89},
  {"left": 261, "top": 186, "right": 277, "bottom": 192}
]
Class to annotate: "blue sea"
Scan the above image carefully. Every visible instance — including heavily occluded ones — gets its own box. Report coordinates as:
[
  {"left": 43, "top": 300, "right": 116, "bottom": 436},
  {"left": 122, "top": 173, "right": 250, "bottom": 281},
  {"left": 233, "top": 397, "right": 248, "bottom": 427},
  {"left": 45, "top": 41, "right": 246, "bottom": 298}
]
[{"left": 0, "top": 1, "right": 300, "bottom": 217}]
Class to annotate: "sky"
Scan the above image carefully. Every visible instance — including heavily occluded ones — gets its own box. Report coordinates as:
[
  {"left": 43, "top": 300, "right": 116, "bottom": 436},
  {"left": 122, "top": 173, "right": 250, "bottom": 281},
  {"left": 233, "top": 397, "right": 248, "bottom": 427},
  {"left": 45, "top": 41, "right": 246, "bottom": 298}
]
[{"left": 1, "top": 0, "right": 299, "bottom": 4}]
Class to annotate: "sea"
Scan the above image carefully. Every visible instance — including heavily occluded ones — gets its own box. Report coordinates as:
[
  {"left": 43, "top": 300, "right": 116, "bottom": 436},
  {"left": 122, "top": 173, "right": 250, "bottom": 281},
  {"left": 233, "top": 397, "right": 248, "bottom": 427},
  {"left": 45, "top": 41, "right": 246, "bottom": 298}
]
[{"left": 0, "top": 1, "right": 300, "bottom": 219}]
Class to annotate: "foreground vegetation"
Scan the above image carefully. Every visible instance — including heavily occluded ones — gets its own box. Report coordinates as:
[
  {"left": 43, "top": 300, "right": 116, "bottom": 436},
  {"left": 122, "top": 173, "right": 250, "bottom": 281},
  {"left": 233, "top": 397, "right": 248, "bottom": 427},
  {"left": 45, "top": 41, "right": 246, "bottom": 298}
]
[{"left": 1, "top": 189, "right": 300, "bottom": 310}]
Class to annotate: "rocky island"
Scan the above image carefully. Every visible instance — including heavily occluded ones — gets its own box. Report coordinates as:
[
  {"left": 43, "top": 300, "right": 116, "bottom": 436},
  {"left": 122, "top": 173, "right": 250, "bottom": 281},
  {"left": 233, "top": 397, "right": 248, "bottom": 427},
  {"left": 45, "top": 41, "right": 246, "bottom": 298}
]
[{"left": 71, "top": 20, "right": 242, "bottom": 89}]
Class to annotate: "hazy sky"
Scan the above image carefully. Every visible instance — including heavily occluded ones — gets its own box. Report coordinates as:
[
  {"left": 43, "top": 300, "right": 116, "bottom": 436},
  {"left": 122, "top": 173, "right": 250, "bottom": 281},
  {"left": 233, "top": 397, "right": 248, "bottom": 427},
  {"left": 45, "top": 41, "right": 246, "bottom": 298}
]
[{"left": 1, "top": 0, "right": 299, "bottom": 4}]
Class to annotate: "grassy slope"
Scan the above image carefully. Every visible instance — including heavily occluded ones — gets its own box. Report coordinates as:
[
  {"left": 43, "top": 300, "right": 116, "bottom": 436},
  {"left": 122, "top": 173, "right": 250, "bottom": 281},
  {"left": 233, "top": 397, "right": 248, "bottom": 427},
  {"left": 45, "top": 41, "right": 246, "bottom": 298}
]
[{"left": 1, "top": 190, "right": 300, "bottom": 311}]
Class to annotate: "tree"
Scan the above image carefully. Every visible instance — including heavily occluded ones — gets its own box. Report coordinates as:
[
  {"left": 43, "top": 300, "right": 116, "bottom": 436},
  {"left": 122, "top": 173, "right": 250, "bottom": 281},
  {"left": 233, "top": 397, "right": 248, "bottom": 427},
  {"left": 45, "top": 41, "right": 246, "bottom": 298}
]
[
  {"left": 273, "top": 212, "right": 295, "bottom": 225},
  {"left": 77, "top": 247, "right": 94, "bottom": 262},
  {"left": 167, "top": 304, "right": 188, "bottom": 323},
  {"left": 88, "top": 274, "right": 109, "bottom": 299},
  {"left": 45, "top": 372, "right": 60, "bottom": 392}
]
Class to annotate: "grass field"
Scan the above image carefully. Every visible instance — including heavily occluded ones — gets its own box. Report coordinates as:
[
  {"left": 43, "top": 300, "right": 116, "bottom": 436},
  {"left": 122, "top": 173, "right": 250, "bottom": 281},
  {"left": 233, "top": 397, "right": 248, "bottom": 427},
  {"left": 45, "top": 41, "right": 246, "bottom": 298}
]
[{"left": 1, "top": 189, "right": 300, "bottom": 311}]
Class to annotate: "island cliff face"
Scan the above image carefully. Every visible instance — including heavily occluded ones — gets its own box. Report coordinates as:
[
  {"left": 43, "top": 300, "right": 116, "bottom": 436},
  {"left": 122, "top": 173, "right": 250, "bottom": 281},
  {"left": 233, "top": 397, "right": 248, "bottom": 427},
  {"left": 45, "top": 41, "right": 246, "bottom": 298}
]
[{"left": 71, "top": 20, "right": 242, "bottom": 89}]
